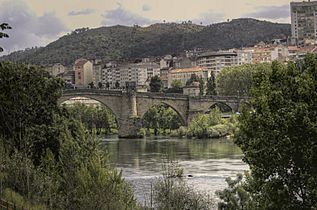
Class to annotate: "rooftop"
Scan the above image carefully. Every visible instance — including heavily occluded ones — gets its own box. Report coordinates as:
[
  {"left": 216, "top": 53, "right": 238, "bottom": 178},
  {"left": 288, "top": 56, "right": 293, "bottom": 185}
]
[
  {"left": 170, "top": 66, "right": 205, "bottom": 74},
  {"left": 74, "top": 59, "right": 89, "bottom": 67},
  {"left": 198, "top": 51, "right": 237, "bottom": 58}
]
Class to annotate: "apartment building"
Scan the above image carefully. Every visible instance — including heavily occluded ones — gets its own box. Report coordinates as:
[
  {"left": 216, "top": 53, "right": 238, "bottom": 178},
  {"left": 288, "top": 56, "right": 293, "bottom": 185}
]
[
  {"left": 102, "top": 62, "right": 121, "bottom": 88},
  {"left": 291, "top": 0, "right": 317, "bottom": 40},
  {"left": 102, "top": 60, "right": 160, "bottom": 89},
  {"left": 197, "top": 51, "right": 239, "bottom": 75}
]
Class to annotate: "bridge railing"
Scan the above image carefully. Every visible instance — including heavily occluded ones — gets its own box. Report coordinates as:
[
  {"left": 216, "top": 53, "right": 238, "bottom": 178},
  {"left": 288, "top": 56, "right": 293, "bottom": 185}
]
[
  {"left": 136, "top": 92, "right": 188, "bottom": 98},
  {"left": 62, "top": 88, "right": 123, "bottom": 95},
  {"left": 62, "top": 89, "right": 250, "bottom": 101}
]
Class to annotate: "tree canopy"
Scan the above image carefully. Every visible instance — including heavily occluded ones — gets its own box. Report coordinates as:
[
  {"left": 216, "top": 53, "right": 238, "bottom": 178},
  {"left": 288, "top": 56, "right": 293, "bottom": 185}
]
[
  {"left": 0, "top": 23, "right": 11, "bottom": 52},
  {"left": 150, "top": 75, "right": 162, "bottom": 92},
  {"left": 216, "top": 63, "right": 270, "bottom": 96},
  {"left": 206, "top": 73, "right": 216, "bottom": 95},
  {"left": 219, "top": 56, "right": 317, "bottom": 209},
  {"left": 0, "top": 62, "right": 64, "bottom": 163},
  {"left": 0, "top": 61, "right": 138, "bottom": 209}
]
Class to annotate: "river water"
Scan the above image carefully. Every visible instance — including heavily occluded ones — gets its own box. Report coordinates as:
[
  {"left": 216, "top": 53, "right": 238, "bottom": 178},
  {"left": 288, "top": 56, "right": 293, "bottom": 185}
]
[{"left": 102, "top": 136, "right": 248, "bottom": 207}]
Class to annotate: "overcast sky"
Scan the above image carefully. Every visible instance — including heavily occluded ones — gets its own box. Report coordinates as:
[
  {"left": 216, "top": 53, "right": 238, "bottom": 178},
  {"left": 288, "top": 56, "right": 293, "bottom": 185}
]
[{"left": 0, "top": 0, "right": 297, "bottom": 54}]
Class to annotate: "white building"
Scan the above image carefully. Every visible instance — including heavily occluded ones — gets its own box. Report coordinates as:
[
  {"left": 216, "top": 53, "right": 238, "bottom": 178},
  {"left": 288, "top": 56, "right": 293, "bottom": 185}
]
[
  {"left": 102, "top": 62, "right": 121, "bottom": 89},
  {"left": 197, "top": 51, "right": 239, "bottom": 75},
  {"left": 102, "top": 61, "right": 160, "bottom": 89},
  {"left": 236, "top": 49, "right": 253, "bottom": 64},
  {"left": 93, "top": 63, "right": 102, "bottom": 86}
]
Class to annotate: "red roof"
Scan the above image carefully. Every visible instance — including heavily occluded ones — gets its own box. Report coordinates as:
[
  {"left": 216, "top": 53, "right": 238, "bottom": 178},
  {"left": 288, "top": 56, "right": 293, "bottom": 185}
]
[{"left": 74, "top": 59, "right": 88, "bottom": 67}]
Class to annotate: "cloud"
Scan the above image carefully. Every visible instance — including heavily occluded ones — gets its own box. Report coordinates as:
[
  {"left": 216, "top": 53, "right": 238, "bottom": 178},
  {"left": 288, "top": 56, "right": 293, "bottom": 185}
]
[
  {"left": 192, "top": 11, "right": 225, "bottom": 25},
  {"left": 245, "top": 5, "right": 290, "bottom": 20},
  {"left": 68, "top": 8, "right": 95, "bottom": 16},
  {"left": 101, "top": 3, "right": 154, "bottom": 26},
  {"left": 0, "top": 0, "right": 67, "bottom": 54},
  {"left": 142, "top": 4, "right": 151, "bottom": 12}
]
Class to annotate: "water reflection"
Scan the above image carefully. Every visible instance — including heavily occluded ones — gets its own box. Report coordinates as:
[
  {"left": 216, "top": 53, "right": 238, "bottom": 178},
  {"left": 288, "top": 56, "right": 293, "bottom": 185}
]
[
  {"left": 102, "top": 137, "right": 248, "bottom": 205},
  {"left": 104, "top": 137, "right": 243, "bottom": 166}
]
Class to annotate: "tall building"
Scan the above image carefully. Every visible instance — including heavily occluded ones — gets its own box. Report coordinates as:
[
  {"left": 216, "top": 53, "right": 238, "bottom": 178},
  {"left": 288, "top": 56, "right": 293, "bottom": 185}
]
[
  {"left": 197, "top": 51, "right": 239, "bottom": 75},
  {"left": 291, "top": 0, "right": 317, "bottom": 40},
  {"left": 73, "top": 59, "right": 93, "bottom": 88}
]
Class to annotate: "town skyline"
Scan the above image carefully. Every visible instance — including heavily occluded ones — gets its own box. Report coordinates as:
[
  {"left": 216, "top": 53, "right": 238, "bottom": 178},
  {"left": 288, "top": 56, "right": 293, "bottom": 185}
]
[{"left": 0, "top": 0, "right": 301, "bottom": 54}]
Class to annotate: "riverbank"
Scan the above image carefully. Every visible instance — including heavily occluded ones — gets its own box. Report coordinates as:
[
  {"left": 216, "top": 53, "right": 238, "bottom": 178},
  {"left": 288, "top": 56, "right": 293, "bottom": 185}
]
[{"left": 140, "top": 109, "right": 238, "bottom": 139}]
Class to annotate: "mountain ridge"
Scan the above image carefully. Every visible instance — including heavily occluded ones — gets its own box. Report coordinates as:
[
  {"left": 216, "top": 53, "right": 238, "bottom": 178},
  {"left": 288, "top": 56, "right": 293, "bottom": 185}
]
[{"left": 0, "top": 18, "right": 291, "bottom": 66}]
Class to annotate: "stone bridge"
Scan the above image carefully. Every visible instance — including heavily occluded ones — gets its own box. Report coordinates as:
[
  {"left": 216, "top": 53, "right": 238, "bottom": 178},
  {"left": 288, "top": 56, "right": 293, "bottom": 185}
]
[{"left": 58, "top": 89, "right": 250, "bottom": 138}]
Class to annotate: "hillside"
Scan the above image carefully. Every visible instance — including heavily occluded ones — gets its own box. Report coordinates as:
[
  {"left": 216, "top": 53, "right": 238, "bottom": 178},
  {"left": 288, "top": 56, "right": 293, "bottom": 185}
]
[{"left": 0, "top": 18, "right": 291, "bottom": 66}]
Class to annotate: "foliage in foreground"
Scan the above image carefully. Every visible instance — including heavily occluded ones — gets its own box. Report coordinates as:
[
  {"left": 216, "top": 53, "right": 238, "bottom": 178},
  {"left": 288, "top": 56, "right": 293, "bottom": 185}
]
[
  {"left": 0, "top": 121, "right": 138, "bottom": 210},
  {"left": 218, "top": 56, "right": 317, "bottom": 209},
  {"left": 216, "top": 173, "right": 254, "bottom": 210},
  {"left": 153, "top": 161, "right": 214, "bottom": 210},
  {"left": 0, "top": 61, "right": 64, "bottom": 164},
  {"left": 0, "top": 62, "right": 138, "bottom": 209}
]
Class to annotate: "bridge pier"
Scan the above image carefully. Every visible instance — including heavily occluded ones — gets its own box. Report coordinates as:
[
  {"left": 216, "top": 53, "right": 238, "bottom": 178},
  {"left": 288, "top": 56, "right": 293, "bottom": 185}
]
[
  {"left": 118, "top": 92, "right": 142, "bottom": 138},
  {"left": 186, "top": 110, "right": 204, "bottom": 125},
  {"left": 118, "top": 117, "right": 142, "bottom": 138}
]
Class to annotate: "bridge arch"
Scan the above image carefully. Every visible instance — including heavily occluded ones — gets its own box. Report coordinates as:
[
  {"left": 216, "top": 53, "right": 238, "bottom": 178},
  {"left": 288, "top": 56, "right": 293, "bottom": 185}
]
[
  {"left": 239, "top": 101, "right": 252, "bottom": 112},
  {"left": 205, "top": 102, "right": 234, "bottom": 113},
  {"left": 58, "top": 95, "right": 122, "bottom": 123},
  {"left": 138, "top": 101, "right": 187, "bottom": 126}
]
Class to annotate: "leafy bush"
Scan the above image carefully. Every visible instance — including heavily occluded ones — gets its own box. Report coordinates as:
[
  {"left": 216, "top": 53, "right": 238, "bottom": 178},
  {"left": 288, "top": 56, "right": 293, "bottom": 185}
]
[
  {"left": 153, "top": 161, "right": 214, "bottom": 210},
  {"left": 2, "top": 188, "right": 47, "bottom": 210},
  {"left": 216, "top": 173, "right": 253, "bottom": 210},
  {"left": 186, "top": 109, "right": 235, "bottom": 138}
]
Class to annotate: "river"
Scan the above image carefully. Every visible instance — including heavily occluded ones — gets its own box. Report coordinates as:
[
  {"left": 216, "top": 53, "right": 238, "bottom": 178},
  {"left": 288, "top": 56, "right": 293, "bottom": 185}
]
[{"left": 102, "top": 136, "right": 248, "bottom": 207}]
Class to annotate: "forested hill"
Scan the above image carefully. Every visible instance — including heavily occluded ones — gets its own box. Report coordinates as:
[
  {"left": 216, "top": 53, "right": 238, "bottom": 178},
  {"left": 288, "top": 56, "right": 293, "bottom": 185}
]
[{"left": 0, "top": 18, "right": 291, "bottom": 66}]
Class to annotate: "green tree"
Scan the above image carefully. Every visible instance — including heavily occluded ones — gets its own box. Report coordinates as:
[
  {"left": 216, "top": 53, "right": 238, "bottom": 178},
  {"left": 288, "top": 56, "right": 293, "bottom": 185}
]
[
  {"left": 0, "top": 23, "right": 11, "bottom": 52},
  {"left": 115, "top": 81, "right": 120, "bottom": 89},
  {"left": 0, "top": 62, "right": 138, "bottom": 210},
  {"left": 186, "top": 74, "right": 198, "bottom": 86},
  {"left": 0, "top": 62, "right": 64, "bottom": 163},
  {"left": 216, "top": 63, "right": 270, "bottom": 96},
  {"left": 142, "top": 104, "right": 182, "bottom": 135},
  {"left": 165, "top": 80, "right": 183, "bottom": 93},
  {"left": 88, "top": 81, "right": 95, "bottom": 89},
  {"left": 65, "top": 103, "right": 117, "bottom": 135},
  {"left": 206, "top": 73, "right": 216, "bottom": 95},
  {"left": 228, "top": 57, "right": 317, "bottom": 209},
  {"left": 149, "top": 75, "right": 162, "bottom": 92},
  {"left": 98, "top": 81, "right": 103, "bottom": 89},
  {"left": 198, "top": 77, "right": 205, "bottom": 96}
]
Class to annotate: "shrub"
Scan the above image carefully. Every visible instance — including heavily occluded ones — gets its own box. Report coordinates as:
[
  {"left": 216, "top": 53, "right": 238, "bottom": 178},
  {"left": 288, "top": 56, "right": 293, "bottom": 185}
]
[{"left": 153, "top": 161, "right": 214, "bottom": 210}]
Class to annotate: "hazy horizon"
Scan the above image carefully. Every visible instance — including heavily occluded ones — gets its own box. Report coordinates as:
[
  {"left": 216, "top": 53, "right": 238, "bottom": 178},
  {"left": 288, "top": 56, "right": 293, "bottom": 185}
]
[{"left": 0, "top": 0, "right": 295, "bottom": 54}]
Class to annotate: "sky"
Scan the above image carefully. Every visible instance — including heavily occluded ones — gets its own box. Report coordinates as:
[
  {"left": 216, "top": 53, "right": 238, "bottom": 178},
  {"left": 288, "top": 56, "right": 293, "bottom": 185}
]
[{"left": 0, "top": 0, "right": 297, "bottom": 54}]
